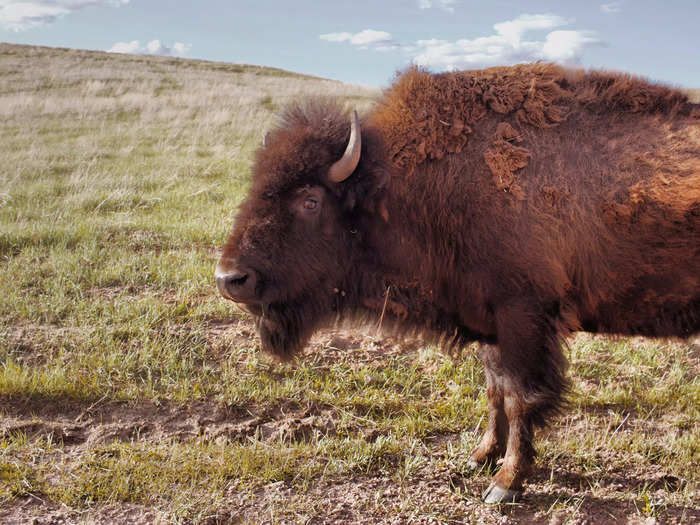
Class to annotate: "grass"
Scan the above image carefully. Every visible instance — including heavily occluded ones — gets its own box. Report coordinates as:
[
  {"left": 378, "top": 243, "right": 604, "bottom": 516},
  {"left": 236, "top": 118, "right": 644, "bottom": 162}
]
[{"left": 0, "top": 43, "right": 698, "bottom": 523}]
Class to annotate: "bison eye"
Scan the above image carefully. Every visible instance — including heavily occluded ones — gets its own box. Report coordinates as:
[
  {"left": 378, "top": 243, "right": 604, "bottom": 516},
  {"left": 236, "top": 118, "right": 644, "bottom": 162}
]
[{"left": 303, "top": 198, "right": 318, "bottom": 210}]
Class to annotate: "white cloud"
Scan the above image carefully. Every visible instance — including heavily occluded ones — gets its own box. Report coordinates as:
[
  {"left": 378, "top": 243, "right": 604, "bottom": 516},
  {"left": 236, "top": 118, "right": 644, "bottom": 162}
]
[
  {"left": 107, "top": 39, "right": 191, "bottom": 57},
  {"left": 145, "top": 39, "right": 166, "bottom": 54},
  {"left": 350, "top": 29, "right": 392, "bottom": 46},
  {"left": 172, "top": 42, "right": 191, "bottom": 55},
  {"left": 411, "top": 13, "right": 603, "bottom": 70},
  {"left": 107, "top": 39, "right": 140, "bottom": 54},
  {"left": 541, "top": 30, "right": 600, "bottom": 62},
  {"left": 320, "top": 29, "right": 392, "bottom": 47},
  {"left": 601, "top": 2, "right": 622, "bottom": 13},
  {"left": 418, "top": 0, "right": 456, "bottom": 12},
  {"left": 493, "top": 13, "right": 569, "bottom": 45},
  {"left": 321, "top": 13, "right": 603, "bottom": 71},
  {"left": 0, "top": 0, "right": 129, "bottom": 31},
  {"left": 319, "top": 32, "right": 353, "bottom": 43}
]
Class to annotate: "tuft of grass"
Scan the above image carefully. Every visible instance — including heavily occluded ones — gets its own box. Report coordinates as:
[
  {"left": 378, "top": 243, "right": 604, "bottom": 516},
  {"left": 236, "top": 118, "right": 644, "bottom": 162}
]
[{"left": 0, "top": 432, "right": 51, "bottom": 505}]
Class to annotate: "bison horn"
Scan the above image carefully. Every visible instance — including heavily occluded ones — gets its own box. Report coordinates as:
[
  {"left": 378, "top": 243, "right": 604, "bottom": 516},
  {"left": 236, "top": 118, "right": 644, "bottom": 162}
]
[{"left": 328, "top": 110, "right": 361, "bottom": 183}]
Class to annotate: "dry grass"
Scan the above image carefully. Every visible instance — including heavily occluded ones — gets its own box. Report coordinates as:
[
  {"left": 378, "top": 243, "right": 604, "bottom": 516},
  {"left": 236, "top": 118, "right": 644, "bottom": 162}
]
[
  {"left": 685, "top": 89, "right": 700, "bottom": 103},
  {"left": 0, "top": 43, "right": 698, "bottom": 524}
]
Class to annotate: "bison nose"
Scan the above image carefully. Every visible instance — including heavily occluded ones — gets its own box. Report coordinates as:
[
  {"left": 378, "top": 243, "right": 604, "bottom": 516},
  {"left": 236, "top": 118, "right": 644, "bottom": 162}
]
[{"left": 215, "top": 266, "right": 258, "bottom": 302}]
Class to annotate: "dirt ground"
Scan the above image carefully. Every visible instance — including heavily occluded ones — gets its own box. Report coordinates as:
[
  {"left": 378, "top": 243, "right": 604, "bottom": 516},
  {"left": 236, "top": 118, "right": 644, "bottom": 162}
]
[
  {"left": 1, "top": 324, "right": 698, "bottom": 524},
  {"left": 1, "top": 400, "right": 696, "bottom": 524}
]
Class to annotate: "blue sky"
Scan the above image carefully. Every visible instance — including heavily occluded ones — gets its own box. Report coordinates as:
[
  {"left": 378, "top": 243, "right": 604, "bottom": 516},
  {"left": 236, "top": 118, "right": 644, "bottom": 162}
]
[{"left": 1, "top": 1, "right": 698, "bottom": 88}]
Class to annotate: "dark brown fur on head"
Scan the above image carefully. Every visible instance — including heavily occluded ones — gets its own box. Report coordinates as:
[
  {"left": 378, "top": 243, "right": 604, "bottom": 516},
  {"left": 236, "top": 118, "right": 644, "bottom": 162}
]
[{"left": 219, "top": 99, "right": 389, "bottom": 360}]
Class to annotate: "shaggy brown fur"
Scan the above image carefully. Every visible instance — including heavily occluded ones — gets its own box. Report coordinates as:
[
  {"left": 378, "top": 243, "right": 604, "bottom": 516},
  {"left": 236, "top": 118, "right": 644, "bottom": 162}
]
[
  {"left": 372, "top": 64, "right": 691, "bottom": 170},
  {"left": 217, "top": 63, "right": 699, "bottom": 501}
]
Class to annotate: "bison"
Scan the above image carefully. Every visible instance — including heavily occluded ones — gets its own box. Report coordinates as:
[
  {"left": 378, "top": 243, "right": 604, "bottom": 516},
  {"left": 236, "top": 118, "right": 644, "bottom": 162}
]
[{"left": 215, "top": 63, "right": 700, "bottom": 503}]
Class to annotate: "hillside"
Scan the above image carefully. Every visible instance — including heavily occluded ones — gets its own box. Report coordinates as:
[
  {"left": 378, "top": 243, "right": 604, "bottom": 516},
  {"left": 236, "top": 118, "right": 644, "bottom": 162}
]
[{"left": 0, "top": 43, "right": 698, "bottom": 524}]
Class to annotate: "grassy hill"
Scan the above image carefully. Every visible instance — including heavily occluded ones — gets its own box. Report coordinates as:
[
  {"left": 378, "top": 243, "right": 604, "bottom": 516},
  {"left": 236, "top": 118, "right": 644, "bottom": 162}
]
[{"left": 0, "top": 43, "right": 698, "bottom": 523}]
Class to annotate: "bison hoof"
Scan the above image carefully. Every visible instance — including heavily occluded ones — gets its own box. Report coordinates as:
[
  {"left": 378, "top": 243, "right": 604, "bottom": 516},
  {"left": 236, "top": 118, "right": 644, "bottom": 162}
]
[{"left": 482, "top": 482, "right": 522, "bottom": 504}]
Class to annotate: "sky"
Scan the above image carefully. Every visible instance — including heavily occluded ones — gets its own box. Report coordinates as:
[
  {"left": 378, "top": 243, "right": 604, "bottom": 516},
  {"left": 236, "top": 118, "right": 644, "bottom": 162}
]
[{"left": 1, "top": 0, "right": 698, "bottom": 89}]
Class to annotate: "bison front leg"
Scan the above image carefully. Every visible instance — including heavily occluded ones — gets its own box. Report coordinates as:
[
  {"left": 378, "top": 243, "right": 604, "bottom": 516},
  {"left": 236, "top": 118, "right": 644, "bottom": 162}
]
[
  {"left": 479, "top": 300, "right": 569, "bottom": 504},
  {"left": 468, "top": 359, "right": 509, "bottom": 469}
]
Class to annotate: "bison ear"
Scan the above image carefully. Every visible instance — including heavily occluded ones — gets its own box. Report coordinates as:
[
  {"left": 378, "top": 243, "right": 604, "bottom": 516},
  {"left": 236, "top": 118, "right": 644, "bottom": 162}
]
[{"left": 328, "top": 110, "right": 361, "bottom": 183}]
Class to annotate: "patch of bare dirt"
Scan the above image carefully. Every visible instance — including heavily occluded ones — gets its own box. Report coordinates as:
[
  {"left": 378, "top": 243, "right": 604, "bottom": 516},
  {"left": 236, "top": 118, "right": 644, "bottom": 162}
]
[
  {"left": 5, "top": 325, "right": 85, "bottom": 367},
  {"left": 1, "top": 397, "right": 338, "bottom": 450},
  {"left": 205, "top": 459, "right": 698, "bottom": 525},
  {"left": 306, "top": 327, "right": 427, "bottom": 366},
  {"left": 0, "top": 500, "right": 166, "bottom": 525}
]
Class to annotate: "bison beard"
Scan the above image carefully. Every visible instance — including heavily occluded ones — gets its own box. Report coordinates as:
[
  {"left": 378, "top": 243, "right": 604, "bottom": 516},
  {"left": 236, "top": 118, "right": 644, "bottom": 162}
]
[
  {"left": 217, "top": 63, "right": 700, "bottom": 505},
  {"left": 257, "top": 294, "right": 333, "bottom": 361}
]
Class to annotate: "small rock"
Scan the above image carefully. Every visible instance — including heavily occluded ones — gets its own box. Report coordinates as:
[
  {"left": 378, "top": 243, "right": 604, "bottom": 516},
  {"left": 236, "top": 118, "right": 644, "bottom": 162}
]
[{"left": 364, "top": 374, "right": 380, "bottom": 386}]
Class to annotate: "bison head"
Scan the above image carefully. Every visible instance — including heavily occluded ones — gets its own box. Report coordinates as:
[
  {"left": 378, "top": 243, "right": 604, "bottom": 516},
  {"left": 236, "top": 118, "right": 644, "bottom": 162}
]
[{"left": 215, "top": 102, "right": 387, "bottom": 360}]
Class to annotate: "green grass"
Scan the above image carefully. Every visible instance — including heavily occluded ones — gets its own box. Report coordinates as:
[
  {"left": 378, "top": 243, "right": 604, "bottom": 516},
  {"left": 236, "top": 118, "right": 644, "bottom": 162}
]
[{"left": 0, "top": 43, "right": 697, "bottom": 523}]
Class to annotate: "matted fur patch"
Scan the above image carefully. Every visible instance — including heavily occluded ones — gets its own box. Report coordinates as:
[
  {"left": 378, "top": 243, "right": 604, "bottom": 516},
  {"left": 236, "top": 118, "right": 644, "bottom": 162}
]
[{"left": 484, "top": 122, "right": 530, "bottom": 200}]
